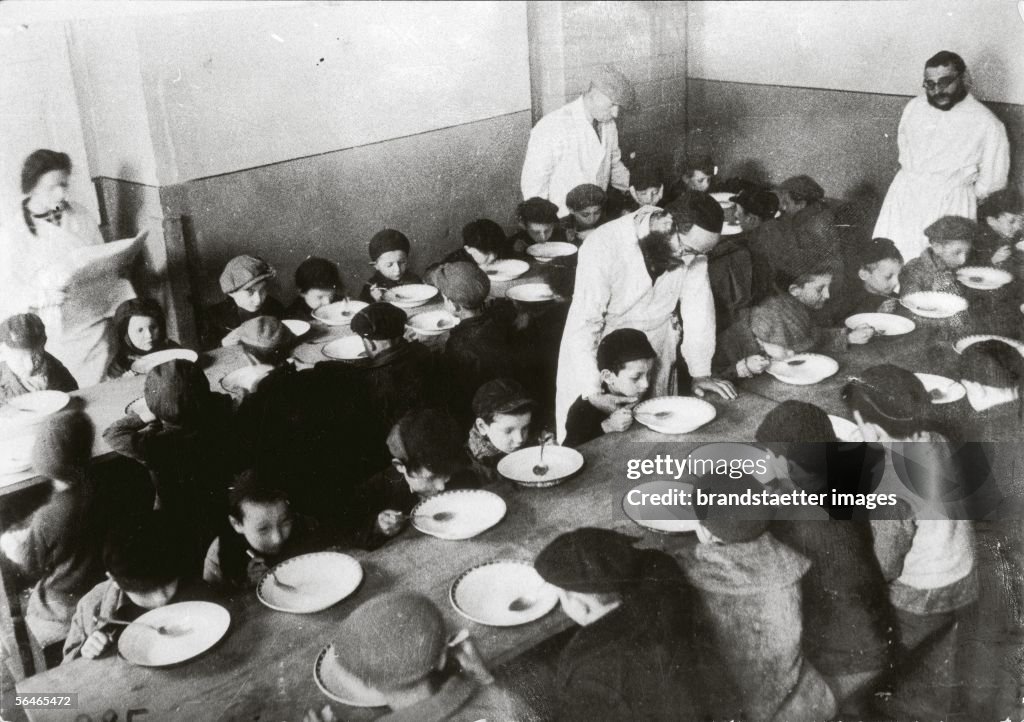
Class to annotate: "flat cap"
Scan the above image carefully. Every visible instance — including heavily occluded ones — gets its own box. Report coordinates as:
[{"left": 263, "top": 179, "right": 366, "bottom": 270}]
[
  {"left": 428, "top": 261, "right": 489, "bottom": 308},
  {"left": 566, "top": 183, "right": 606, "bottom": 212},
  {"left": 924, "top": 215, "right": 978, "bottom": 243},
  {"left": 732, "top": 189, "right": 779, "bottom": 221},
  {"left": 589, "top": 65, "right": 636, "bottom": 108},
  {"left": 236, "top": 316, "right": 297, "bottom": 351},
  {"left": 535, "top": 528, "right": 644, "bottom": 594},
  {"left": 350, "top": 302, "right": 407, "bottom": 341},
  {"left": 220, "top": 255, "right": 275, "bottom": 294}
]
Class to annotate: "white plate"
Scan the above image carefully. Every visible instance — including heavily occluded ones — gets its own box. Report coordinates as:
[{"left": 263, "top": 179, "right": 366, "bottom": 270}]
[
  {"left": 687, "top": 442, "right": 776, "bottom": 484},
  {"left": 482, "top": 259, "right": 530, "bottom": 282},
  {"left": 450, "top": 561, "right": 558, "bottom": 627},
  {"left": 622, "top": 480, "right": 700, "bottom": 534},
  {"left": 257, "top": 551, "right": 363, "bottom": 614},
  {"left": 913, "top": 372, "right": 966, "bottom": 404},
  {"left": 383, "top": 284, "right": 437, "bottom": 308},
  {"left": 282, "top": 319, "right": 311, "bottom": 337},
  {"left": 900, "top": 291, "right": 968, "bottom": 319},
  {"left": 406, "top": 310, "right": 460, "bottom": 336},
  {"left": 952, "top": 334, "right": 1024, "bottom": 355},
  {"left": 526, "top": 242, "right": 577, "bottom": 262},
  {"left": 130, "top": 348, "right": 199, "bottom": 375},
  {"left": 710, "top": 192, "right": 734, "bottom": 204},
  {"left": 506, "top": 283, "right": 556, "bottom": 303},
  {"left": 845, "top": 313, "right": 915, "bottom": 336},
  {"left": 0, "top": 435, "right": 33, "bottom": 476},
  {"left": 497, "top": 445, "right": 584, "bottom": 487},
  {"left": 313, "top": 645, "right": 387, "bottom": 708},
  {"left": 322, "top": 337, "right": 369, "bottom": 361},
  {"left": 219, "top": 364, "right": 274, "bottom": 394},
  {"left": 118, "top": 601, "right": 230, "bottom": 667},
  {"left": 767, "top": 354, "right": 839, "bottom": 385},
  {"left": 956, "top": 266, "right": 1013, "bottom": 291},
  {"left": 721, "top": 223, "right": 742, "bottom": 236},
  {"left": 0, "top": 390, "right": 71, "bottom": 422},
  {"left": 828, "top": 415, "right": 863, "bottom": 442},
  {"left": 312, "top": 300, "right": 368, "bottom": 327},
  {"left": 632, "top": 396, "right": 717, "bottom": 435},
  {"left": 125, "top": 397, "right": 156, "bottom": 423},
  {"left": 411, "top": 489, "right": 506, "bottom": 540}
]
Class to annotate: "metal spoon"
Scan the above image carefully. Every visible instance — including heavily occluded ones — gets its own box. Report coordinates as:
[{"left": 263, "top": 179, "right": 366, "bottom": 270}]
[
  {"left": 787, "top": 359, "right": 807, "bottom": 366},
  {"left": 94, "top": 615, "right": 177, "bottom": 636},
  {"left": 246, "top": 550, "right": 299, "bottom": 590},
  {"left": 414, "top": 510, "right": 455, "bottom": 523},
  {"left": 340, "top": 296, "right": 352, "bottom": 317},
  {"left": 532, "top": 439, "right": 549, "bottom": 476}
]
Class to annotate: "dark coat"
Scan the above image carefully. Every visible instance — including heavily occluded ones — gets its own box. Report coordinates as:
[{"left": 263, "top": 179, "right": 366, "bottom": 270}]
[
  {"left": 358, "top": 270, "right": 423, "bottom": 304},
  {"left": 199, "top": 296, "right": 285, "bottom": 350},
  {"left": 563, "top": 396, "right": 607, "bottom": 448},
  {"left": 708, "top": 231, "right": 755, "bottom": 332},
  {"left": 749, "top": 203, "right": 843, "bottom": 300},
  {"left": 0, "top": 352, "right": 78, "bottom": 402}
]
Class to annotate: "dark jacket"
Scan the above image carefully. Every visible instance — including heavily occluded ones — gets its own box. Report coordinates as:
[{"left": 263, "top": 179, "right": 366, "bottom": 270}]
[
  {"left": 203, "top": 514, "right": 319, "bottom": 590},
  {"left": 749, "top": 203, "right": 843, "bottom": 300},
  {"left": 563, "top": 396, "right": 608, "bottom": 448},
  {"left": 284, "top": 296, "right": 315, "bottom": 322},
  {"left": 358, "top": 270, "right": 423, "bottom": 304},
  {"left": 708, "top": 231, "right": 755, "bottom": 332},
  {"left": 0, "top": 352, "right": 78, "bottom": 402},
  {"left": 199, "top": 296, "right": 285, "bottom": 350},
  {"left": 898, "top": 248, "right": 960, "bottom": 296}
]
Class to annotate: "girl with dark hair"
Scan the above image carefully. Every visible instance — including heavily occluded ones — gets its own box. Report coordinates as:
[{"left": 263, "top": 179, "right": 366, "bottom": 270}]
[{"left": 106, "top": 298, "right": 181, "bottom": 378}]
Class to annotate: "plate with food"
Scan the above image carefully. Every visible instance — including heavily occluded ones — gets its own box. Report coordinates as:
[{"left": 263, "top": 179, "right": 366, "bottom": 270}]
[
  {"left": 526, "top": 242, "right": 577, "bottom": 263},
  {"left": 482, "top": 259, "right": 530, "bottom": 282},
  {"left": 410, "top": 489, "right": 506, "bottom": 540},
  {"left": 383, "top": 285, "right": 438, "bottom": 308},
  {"left": 767, "top": 354, "right": 839, "bottom": 386},
  {"left": 632, "top": 397, "right": 717, "bottom": 435},
  {"left": 497, "top": 445, "right": 583, "bottom": 487},
  {"left": 312, "top": 300, "right": 368, "bottom": 326},
  {"left": 450, "top": 561, "right": 558, "bottom": 626},
  {"left": 844, "top": 313, "right": 915, "bottom": 336},
  {"left": 956, "top": 266, "right": 1013, "bottom": 291},
  {"left": 406, "top": 310, "right": 460, "bottom": 336},
  {"left": 322, "top": 336, "right": 369, "bottom": 361},
  {"left": 130, "top": 348, "right": 200, "bottom": 375},
  {"left": 117, "top": 601, "right": 230, "bottom": 667},
  {"left": 257, "top": 551, "right": 363, "bottom": 614},
  {"left": 900, "top": 291, "right": 968, "bottom": 319}
]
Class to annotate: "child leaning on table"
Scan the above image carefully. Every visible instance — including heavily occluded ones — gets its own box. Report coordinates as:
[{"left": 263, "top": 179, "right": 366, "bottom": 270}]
[
  {"left": 834, "top": 237, "right": 904, "bottom": 320},
  {"left": 434, "top": 219, "right": 508, "bottom": 269},
  {"left": 467, "top": 378, "right": 552, "bottom": 484},
  {"left": 62, "top": 511, "right": 215, "bottom": 663},
  {"left": 899, "top": 215, "right": 976, "bottom": 296},
  {"left": 508, "top": 197, "right": 569, "bottom": 255},
  {"left": 563, "top": 328, "right": 655, "bottom": 448},
  {"left": 105, "top": 298, "right": 182, "bottom": 378},
  {"left": 285, "top": 256, "right": 341, "bottom": 321},
  {"left": 359, "top": 229, "right": 423, "bottom": 303},
  {"left": 974, "top": 187, "right": 1022, "bottom": 268},
  {"left": 0, "top": 312, "right": 77, "bottom": 402}
]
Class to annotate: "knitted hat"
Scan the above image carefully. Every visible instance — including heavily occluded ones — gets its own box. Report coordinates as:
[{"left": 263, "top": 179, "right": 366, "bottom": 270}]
[
  {"left": 144, "top": 359, "right": 210, "bottom": 426},
  {"left": 472, "top": 378, "right": 535, "bottom": 420},
  {"left": 566, "top": 183, "right": 606, "bottom": 211},
  {"left": 693, "top": 473, "right": 772, "bottom": 543},
  {"left": 665, "top": 191, "right": 724, "bottom": 235},
  {"left": 776, "top": 175, "right": 825, "bottom": 204},
  {"left": 732, "top": 189, "right": 779, "bottom": 221},
  {"left": 350, "top": 303, "right": 407, "bottom": 341},
  {"left": 333, "top": 593, "right": 446, "bottom": 690},
  {"left": 32, "top": 410, "right": 94, "bottom": 483},
  {"left": 589, "top": 65, "right": 636, "bottom": 108},
  {"left": 236, "top": 316, "right": 297, "bottom": 351},
  {"left": 924, "top": 216, "right": 978, "bottom": 244},
  {"left": 978, "top": 188, "right": 1024, "bottom": 221},
  {"left": 220, "top": 255, "right": 275, "bottom": 294},
  {"left": 597, "top": 329, "right": 656, "bottom": 372},
  {"left": 535, "top": 528, "right": 644, "bottom": 594},
  {"left": 428, "top": 261, "right": 489, "bottom": 308},
  {"left": 294, "top": 257, "right": 340, "bottom": 292},
  {"left": 755, "top": 400, "right": 837, "bottom": 443},
  {"left": 960, "top": 339, "right": 1024, "bottom": 389},
  {"left": 518, "top": 197, "right": 559, "bottom": 225},
  {"left": 0, "top": 313, "right": 46, "bottom": 350},
  {"left": 368, "top": 229, "right": 411, "bottom": 261}
]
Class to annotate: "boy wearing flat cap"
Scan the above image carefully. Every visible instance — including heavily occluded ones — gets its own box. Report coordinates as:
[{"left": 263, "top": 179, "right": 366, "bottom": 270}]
[
  {"left": 0, "top": 312, "right": 78, "bottom": 402},
  {"left": 534, "top": 527, "right": 700, "bottom": 721},
  {"left": 200, "top": 254, "right": 285, "bottom": 350},
  {"left": 899, "top": 215, "right": 976, "bottom": 295},
  {"left": 360, "top": 229, "right": 423, "bottom": 303},
  {"left": 467, "top": 378, "right": 550, "bottom": 484}
]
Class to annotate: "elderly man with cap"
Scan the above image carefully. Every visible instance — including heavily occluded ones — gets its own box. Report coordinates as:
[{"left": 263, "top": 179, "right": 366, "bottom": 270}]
[
  {"left": 0, "top": 312, "right": 78, "bottom": 401},
  {"left": 200, "top": 254, "right": 285, "bottom": 350},
  {"left": 534, "top": 527, "right": 699, "bottom": 721},
  {"left": 554, "top": 194, "right": 737, "bottom": 441},
  {"left": 874, "top": 51, "right": 1009, "bottom": 261},
  {"left": 521, "top": 65, "right": 634, "bottom": 217}
]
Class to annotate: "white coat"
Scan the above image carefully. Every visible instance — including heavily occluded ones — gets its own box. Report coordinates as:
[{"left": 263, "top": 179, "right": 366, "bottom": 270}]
[
  {"left": 554, "top": 208, "right": 716, "bottom": 440},
  {"left": 873, "top": 94, "right": 1009, "bottom": 261},
  {"left": 520, "top": 97, "right": 630, "bottom": 217}
]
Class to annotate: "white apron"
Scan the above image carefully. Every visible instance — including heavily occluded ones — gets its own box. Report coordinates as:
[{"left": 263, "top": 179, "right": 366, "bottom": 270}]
[{"left": 873, "top": 95, "right": 1009, "bottom": 261}]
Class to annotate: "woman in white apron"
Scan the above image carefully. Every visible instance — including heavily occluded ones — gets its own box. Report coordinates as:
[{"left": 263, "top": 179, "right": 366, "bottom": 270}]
[{"left": 0, "top": 150, "right": 134, "bottom": 387}]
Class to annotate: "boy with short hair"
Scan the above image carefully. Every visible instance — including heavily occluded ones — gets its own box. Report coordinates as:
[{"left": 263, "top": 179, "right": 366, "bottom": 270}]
[
  {"left": 509, "top": 197, "right": 570, "bottom": 255},
  {"left": 663, "top": 153, "right": 716, "bottom": 206},
  {"left": 975, "top": 187, "right": 1023, "bottom": 267},
  {"left": 436, "top": 219, "right": 508, "bottom": 268},
  {"left": 286, "top": 257, "right": 341, "bottom": 321},
  {"left": 360, "top": 229, "right": 423, "bottom": 303},
  {"left": 561, "top": 183, "right": 607, "bottom": 244},
  {"left": 468, "top": 378, "right": 547, "bottom": 483},
  {"left": 619, "top": 164, "right": 665, "bottom": 215},
  {"left": 0, "top": 312, "right": 77, "bottom": 401},
  {"left": 564, "top": 329, "right": 654, "bottom": 448},
  {"left": 835, "top": 237, "right": 904, "bottom": 319},
  {"left": 200, "top": 254, "right": 285, "bottom": 350},
  {"left": 62, "top": 512, "right": 214, "bottom": 662},
  {"left": 899, "top": 215, "right": 976, "bottom": 295}
]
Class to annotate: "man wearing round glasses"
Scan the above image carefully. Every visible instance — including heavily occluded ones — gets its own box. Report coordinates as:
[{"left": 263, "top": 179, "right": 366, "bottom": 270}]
[{"left": 874, "top": 51, "right": 1009, "bottom": 261}]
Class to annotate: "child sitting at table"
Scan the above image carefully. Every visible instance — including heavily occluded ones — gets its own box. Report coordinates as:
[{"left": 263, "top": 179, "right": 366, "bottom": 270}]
[
  {"left": 834, "top": 237, "right": 904, "bottom": 320},
  {"left": 468, "top": 378, "right": 551, "bottom": 483},
  {"left": 62, "top": 511, "right": 214, "bottom": 663},
  {"left": 899, "top": 216, "right": 976, "bottom": 295},
  {"left": 664, "top": 153, "right": 716, "bottom": 206},
  {"left": 683, "top": 474, "right": 837, "bottom": 722},
  {"left": 562, "top": 183, "right": 607, "bottom": 244},
  {"left": 225, "top": 315, "right": 299, "bottom": 398},
  {"left": 711, "top": 188, "right": 780, "bottom": 319},
  {"left": 975, "top": 187, "right": 1023, "bottom": 268},
  {"left": 200, "top": 255, "right": 285, "bottom": 350},
  {"left": 285, "top": 257, "right": 340, "bottom": 321},
  {"left": 841, "top": 364, "right": 949, "bottom": 442},
  {"left": 435, "top": 219, "right": 508, "bottom": 268},
  {"left": 106, "top": 298, "right": 182, "bottom": 378},
  {"left": 563, "top": 329, "right": 654, "bottom": 448},
  {"left": 0, "top": 312, "right": 77, "bottom": 401},
  {"left": 359, "top": 229, "right": 423, "bottom": 303},
  {"left": 203, "top": 470, "right": 317, "bottom": 589},
  {"left": 534, "top": 527, "right": 700, "bottom": 721},
  {"left": 619, "top": 164, "right": 666, "bottom": 216},
  {"left": 0, "top": 411, "right": 103, "bottom": 665},
  {"left": 957, "top": 339, "right": 1024, "bottom": 441},
  {"left": 509, "top": 196, "right": 570, "bottom": 255}
]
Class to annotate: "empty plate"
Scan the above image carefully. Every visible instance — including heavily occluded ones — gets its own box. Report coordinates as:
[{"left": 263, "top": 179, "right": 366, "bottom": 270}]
[
  {"left": 767, "top": 354, "right": 839, "bottom": 385},
  {"left": 914, "top": 372, "right": 966, "bottom": 404},
  {"left": 219, "top": 364, "right": 274, "bottom": 394},
  {"left": 687, "top": 442, "right": 776, "bottom": 484},
  {"left": 322, "top": 337, "right": 369, "bottom": 361},
  {"left": 130, "top": 348, "right": 199, "bottom": 375},
  {"left": 0, "top": 390, "right": 71, "bottom": 422},
  {"left": 953, "top": 334, "right": 1024, "bottom": 355},
  {"left": 483, "top": 259, "right": 530, "bottom": 282},
  {"left": 526, "top": 242, "right": 577, "bottom": 262},
  {"left": 118, "top": 601, "right": 230, "bottom": 667},
  {"left": 411, "top": 489, "right": 506, "bottom": 540},
  {"left": 507, "top": 283, "right": 556, "bottom": 303},
  {"left": 125, "top": 397, "right": 156, "bottom": 423},
  {"left": 282, "top": 320, "right": 311, "bottom": 337},
  {"left": 312, "top": 300, "right": 368, "bottom": 326},
  {"left": 383, "top": 284, "right": 437, "bottom": 308},
  {"left": 497, "top": 445, "right": 584, "bottom": 487},
  {"left": 845, "top": 313, "right": 915, "bottom": 336},
  {"left": 721, "top": 223, "right": 742, "bottom": 236},
  {"left": 622, "top": 480, "right": 699, "bottom": 534},
  {"left": 632, "top": 396, "right": 717, "bottom": 435},
  {"left": 450, "top": 561, "right": 558, "bottom": 626},
  {"left": 828, "top": 415, "right": 863, "bottom": 442},
  {"left": 313, "top": 645, "right": 387, "bottom": 707},
  {"left": 956, "top": 266, "right": 1012, "bottom": 291},
  {"left": 257, "top": 551, "right": 363, "bottom": 614},
  {"left": 406, "top": 310, "right": 460, "bottom": 336},
  {"left": 900, "top": 291, "right": 968, "bottom": 319}
]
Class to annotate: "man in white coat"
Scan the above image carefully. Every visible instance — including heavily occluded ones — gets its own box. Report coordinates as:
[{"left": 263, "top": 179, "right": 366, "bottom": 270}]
[
  {"left": 554, "top": 193, "right": 737, "bottom": 441},
  {"left": 874, "top": 51, "right": 1009, "bottom": 261},
  {"left": 521, "top": 65, "right": 633, "bottom": 217}
]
